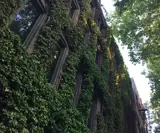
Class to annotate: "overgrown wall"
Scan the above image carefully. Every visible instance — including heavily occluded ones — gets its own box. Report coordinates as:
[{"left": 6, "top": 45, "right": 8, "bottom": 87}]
[{"left": 0, "top": 0, "right": 135, "bottom": 132}]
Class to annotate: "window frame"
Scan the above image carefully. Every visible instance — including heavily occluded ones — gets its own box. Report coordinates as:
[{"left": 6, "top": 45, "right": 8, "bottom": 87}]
[
  {"left": 96, "top": 40, "right": 103, "bottom": 68},
  {"left": 91, "top": 0, "right": 101, "bottom": 8},
  {"left": 49, "top": 34, "right": 69, "bottom": 88},
  {"left": 24, "top": 0, "right": 47, "bottom": 52},
  {"left": 9, "top": 0, "right": 48, "bottom": 52},
  {"left": 73, "top": 71, "right": 83, "bottom": 107},
  {"left": 70, "top": 0, "right": 80, "bottom": 24}
]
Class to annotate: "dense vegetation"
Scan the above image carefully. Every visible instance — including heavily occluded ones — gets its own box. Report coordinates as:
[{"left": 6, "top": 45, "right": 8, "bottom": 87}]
[
  {"left": 0, "top": 0, "right": 134, "bottom": 132},
  {"left": 112, "top": 0, "right": 160, "bottom": 126}
]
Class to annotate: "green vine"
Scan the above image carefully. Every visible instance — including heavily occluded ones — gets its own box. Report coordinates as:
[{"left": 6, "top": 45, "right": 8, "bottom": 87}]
[{"left": 0, "top": 0, "right": 134, "bottom": 132}]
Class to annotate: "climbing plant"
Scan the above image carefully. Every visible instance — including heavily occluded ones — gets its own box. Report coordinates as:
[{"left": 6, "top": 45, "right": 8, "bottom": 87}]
[{"left": 0, "top": 0, "right": 134, "bottom": 133}]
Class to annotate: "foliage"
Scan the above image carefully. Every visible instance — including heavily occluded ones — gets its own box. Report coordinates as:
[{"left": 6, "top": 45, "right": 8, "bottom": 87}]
[
  {"left": 97, "top": 113, "right": 106, "bottom": 133},
  {"left": 111, "top": 0, "right": 160, "bottom": 123},
  {"left": 0, "top": 0, "right": 24, "bottom": 28},
  {"left": 154, "top": 125, "right": 160, "bottom": 133},
  {"left": 148, "top": 59, "right": 160, "bottom": 118},
  {"left": 111, "top": 0, "right": 160, "bottom": 62},
  {"left": 0, "top": 0, "right": 134, "bottom": 132}
]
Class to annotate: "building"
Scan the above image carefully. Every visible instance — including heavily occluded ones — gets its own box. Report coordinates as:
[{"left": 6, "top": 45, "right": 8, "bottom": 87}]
[
  {"left": 0, "top": 0, "right": 148, "bottom": 132},
  {"left": 130, "top": 78, "right": 148, "bottom": 133}
]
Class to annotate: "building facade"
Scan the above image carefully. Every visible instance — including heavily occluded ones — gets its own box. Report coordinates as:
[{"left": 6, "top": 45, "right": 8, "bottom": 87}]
[
  {"left": 130, "top": 78, "right": 148, "bottom": 133},
  {"left": 0, "top": 0, "right": 147, "bottom": 132}
]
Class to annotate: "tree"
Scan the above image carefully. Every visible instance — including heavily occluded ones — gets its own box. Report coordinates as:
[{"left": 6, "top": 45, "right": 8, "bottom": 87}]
[
  {"left": 154, "top": 125, "right": 160, "bottom": 133},
  {"left": 110, "top": 0, "right": 160, "bottom": 124},
  {"left": 111, "top": 0, "right": 160, "bottom": 62}
]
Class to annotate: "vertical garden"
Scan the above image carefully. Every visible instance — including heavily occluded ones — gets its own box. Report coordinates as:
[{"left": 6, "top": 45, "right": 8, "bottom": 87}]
[{"left": 0, "top": 0, "right": 135, "bottom": 132}]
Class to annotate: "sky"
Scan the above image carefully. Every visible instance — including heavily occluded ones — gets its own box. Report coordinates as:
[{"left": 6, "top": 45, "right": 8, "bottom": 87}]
[{"left": 101, "top": 0, "right": 151, "bottom": 103}]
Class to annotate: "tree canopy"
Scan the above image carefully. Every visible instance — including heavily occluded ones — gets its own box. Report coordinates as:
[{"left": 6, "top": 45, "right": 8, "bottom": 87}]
[{"left": 110, "top": 0, "right": 160, "bottom": 124}]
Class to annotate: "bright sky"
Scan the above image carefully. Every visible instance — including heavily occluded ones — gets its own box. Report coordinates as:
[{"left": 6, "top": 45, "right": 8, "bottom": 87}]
[{"left": 101, "top": 0, "right": 151, "bottom": 103}]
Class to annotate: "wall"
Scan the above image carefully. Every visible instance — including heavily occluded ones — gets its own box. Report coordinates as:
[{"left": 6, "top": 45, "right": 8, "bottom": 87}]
[
  {"left": 0, "top": 0, "right": 145, "bottom": 132},
  {"left": 131, "top": 78, "right": 148, "bottom": 133}
]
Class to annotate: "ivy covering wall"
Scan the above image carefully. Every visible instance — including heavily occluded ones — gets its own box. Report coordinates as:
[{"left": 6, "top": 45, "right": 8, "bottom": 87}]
[{"left": 0, "top": 0, "right": 135, "bottom": 133}]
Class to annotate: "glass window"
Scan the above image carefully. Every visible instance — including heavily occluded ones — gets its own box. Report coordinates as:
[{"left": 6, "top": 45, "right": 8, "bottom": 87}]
[
  {"left": 70, "top": 0, "right": 79, "bottom": 17},
  {"left": 73, "top": 72, "right": 83, "bottom": 107},
  {"left": 70, "top": 1, "right": 76, "bottom": 17},
  {"left": 48, "top": 45, "right": 61, "bottom": 82},
  {"left": 97, "top": 0, "right": 100, "bottom": 3},
  {"left": 48, "top": 34, "right": 69, "bottom": 87},
  {"left": 9, "top": 0, "right": 39, "bottom": 41}
]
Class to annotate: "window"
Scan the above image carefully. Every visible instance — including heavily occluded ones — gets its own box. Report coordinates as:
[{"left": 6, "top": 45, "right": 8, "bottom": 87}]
[
  {"left": 97, "top": 0, "right": 101, "bottom": 5},
  {"left": 70, "top": 1, "right": 75, "bottom": 17},
  {"left": 73, "top": 72, "right": 83, "bottom": 107},
  {"left": 97, "top": 17, "right": 102, "bottom": 30},
  {"left": 49, "top": 34, "right": 69, "bottom": 88},
  {"left": 88, "top": 86, "right": 102, "bottom": 133},
  {"left": 48, "top": 45, "right": 61, "bottom": 82},
  {"left": 70, "top": 0, "right": 80, "bottom": 24},
  {"left": 90, "top": 0, "right": 96, "bottom": 8},
  {"left": 96, "top": 42, "right": 103, "bottom": 71},
  {"left": 85, "top": 19, "right": 92, "bottom": 43},
  {"left": 10, "top": 0, "right": 39, "bottom": 41},
  {"left": 9, "top": 0, "right": 47, "bottom": 50},
  {"left": 70, "top": 0, "right": 79, "bottom": 16},
  {"left": 90, "top": 0, "right": 101, "bottom": 8},
  {"left": 88, "top": 89, "right": 98, "bottom": 132}
]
